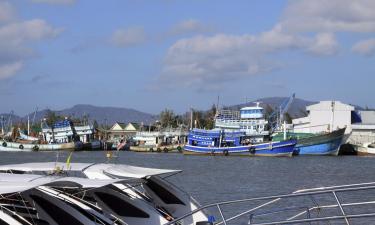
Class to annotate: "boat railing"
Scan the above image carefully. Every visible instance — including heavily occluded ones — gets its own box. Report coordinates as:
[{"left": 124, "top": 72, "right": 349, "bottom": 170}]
[{"left": 165, "top": 182, "right": 375, "bottom": 225}]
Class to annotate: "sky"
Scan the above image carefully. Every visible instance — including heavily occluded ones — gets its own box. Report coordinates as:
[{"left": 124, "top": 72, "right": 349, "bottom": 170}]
[{"left": 0, "top": 0, "right": 374, "bottom": 116}]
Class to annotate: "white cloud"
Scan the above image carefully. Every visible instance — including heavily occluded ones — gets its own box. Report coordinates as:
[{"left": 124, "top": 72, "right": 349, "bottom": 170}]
[
  {"left": 158, "top": 32, "right": 308, "bottom": 90},
  {"left": 0, "top": 15, "right": 62, "bottom": 80},
  {"left": 352, "top": 38, "right": 375, "bottom": 56},
  {"left": 0, "top": 61, "right": 22, "bottom": 79},
  {"left": 169, "top": 19, "right": 214, "bottom": 36},
  {"left": 155, "top": 0, "right": 375, "bottom": 90},
  {"left": 307, "top": 33, "right": 339, "bottom": 55},
  {"left": 110, "top": 27, "right": 146, "bottom": 47},
  {"left": 30, "top": 0, "right": 76, "bottom": 5},
  {"left": 281, "top": 0, "right": 375, "bottom": 33},
  {"left": 0, "top": 1, "right": 15, "bottom": 23},
  {"left": 0, "top": 19, "right": 61, "bottom": 45}
]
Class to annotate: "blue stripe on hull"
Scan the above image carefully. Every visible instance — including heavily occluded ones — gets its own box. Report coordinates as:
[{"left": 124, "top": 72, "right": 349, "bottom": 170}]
[
  {"left": 294, "top": 138, "right": 342, "bottom": 156},
  {"left": 184, "top": 140, "right": 296, "bottom": 157}
]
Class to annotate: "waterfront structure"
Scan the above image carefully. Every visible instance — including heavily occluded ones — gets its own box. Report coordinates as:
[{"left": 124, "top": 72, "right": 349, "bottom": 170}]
[
  {"left": 184, "top": 128, "right": 296, "bottom": 156},
  {"left": 292, "top": 101, "right": 355, "bottom": 134},
  {"left": 107, "top": 122, "right": 141, "bottom": 143},
  {"left": 214, "top": 102, "right": 269, "bottom": 143}
]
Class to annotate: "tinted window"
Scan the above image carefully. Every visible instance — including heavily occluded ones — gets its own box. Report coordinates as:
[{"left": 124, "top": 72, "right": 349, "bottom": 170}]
[
  {"left": 145, "top": 179, "right": 185, "bottom": 205},
  {"left": 95, "top": 192, "right": 150, "bottom": 218},
  {"left": 30, "top": 195, "right": 84, "bottom": 225}
]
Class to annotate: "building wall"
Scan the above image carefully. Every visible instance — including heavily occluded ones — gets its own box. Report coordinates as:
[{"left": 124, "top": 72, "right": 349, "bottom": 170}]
[{"left": 293, "top": 101, "right": 354, "bottom": 134}]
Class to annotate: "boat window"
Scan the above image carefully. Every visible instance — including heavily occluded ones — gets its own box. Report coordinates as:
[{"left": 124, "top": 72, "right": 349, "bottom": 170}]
[
  {"left": 145, "top": 178, "right": 185, "bottom": 205},
  {"left": 0, "top": 218, "right": 9, "bottom": 225},
  {"left": 95, "top": 192, "right": 150, "bottom": 218},
  {"left": 30, "top": 194, "right": 85, "bottom": 225}
]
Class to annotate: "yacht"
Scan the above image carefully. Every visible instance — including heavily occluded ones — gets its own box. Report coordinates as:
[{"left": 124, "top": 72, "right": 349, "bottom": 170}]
[{"left": 0, "top": 162, "right": 208, "bottom": 225}]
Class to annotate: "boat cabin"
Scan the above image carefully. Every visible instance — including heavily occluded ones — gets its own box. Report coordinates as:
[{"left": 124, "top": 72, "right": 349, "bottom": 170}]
[{"left": 188, "top": 129, "right": 245, "bottom": 147}]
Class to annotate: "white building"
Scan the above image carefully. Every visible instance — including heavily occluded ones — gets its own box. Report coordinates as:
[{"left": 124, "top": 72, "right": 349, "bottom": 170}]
[{"left": 292, "top": 101, "right": 354, "bottom": 134}]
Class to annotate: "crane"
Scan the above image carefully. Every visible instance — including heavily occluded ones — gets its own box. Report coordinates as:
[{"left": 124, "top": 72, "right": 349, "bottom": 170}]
[{"left": 268, "top": 93, "right": 295, "bottom": 133}]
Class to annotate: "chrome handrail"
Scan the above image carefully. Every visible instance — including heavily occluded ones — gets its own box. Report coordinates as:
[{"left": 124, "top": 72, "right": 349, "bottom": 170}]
[{"left": 165, "top": 182, "right": 375, "bottom": 225}]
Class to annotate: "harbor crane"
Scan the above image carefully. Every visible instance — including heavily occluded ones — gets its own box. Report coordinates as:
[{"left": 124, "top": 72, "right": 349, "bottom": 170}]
[{"left": 268, "top": 93, "right": 295, "bottom": 133}]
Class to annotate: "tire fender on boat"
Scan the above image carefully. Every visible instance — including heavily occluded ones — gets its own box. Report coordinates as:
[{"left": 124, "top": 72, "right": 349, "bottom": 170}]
[
  {"left": 32, "top": 145, "right": 39, "bottom": 151},
  {"left": 2, "top": 142, "right": 7, "bottom": 147},
  {"left": 223, "top": 150, "right": 229, "bottom": 156},
  {"left": 149, "top": 147, "right": 154, "bottom": 152},
  {"left": 210, "top": 149, "right": 215, "bottom": 155},
  {"left": 19, "top": 144, "right": 24, "bottom": 150},
  {"left": 176, "top": 146, "right": 182, "bottom": 152},
  {"left": 249, "top": 147, "right": 256, "bottom": 154},
  {"left": 157, "top": 147, "right": 161, "bottom": 152},
  {"left": 163, "top": 147, "right": 168, "bottom": 153}
]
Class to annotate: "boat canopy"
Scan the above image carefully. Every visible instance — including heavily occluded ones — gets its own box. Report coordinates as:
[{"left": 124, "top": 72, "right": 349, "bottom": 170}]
[
  {"left": 0, "top": 162, "right": 181, "bottom": 179},
  {"left": 0, "top": 162, "right": 94, "bottom": 172},
  {"left": 0, "top": 173, "right": 125, "bottom": 194}
]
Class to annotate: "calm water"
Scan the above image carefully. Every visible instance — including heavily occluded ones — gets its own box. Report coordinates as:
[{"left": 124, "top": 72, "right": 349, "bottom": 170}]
[{"left": 1, "top": 151, "right": 375, "bottom": 224}]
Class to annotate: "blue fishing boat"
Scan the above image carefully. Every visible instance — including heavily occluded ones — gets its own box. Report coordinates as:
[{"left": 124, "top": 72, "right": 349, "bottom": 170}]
[
  {"left": 184, "top": 129, "right": 296, "bottom": 157},
  {"left": 272, "top": 128, "right": 346, "bottom": 156},
  {"left": 292, "top": 127, "right": 346, "bottom": 156}
]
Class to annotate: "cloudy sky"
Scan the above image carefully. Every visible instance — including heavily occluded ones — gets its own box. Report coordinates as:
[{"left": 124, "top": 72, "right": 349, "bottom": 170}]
[{"left": 1, "top": 0, "right": 374, "bottom": 115}]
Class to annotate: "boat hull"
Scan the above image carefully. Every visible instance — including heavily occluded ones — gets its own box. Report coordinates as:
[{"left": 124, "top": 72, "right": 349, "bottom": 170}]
[
  {"left": 130, "top": 144, "right": 183, "bottom": 153},
  {"left": 352, "top": 143, "right": 375, "bottom": 155},
  {"left": 0, "top": 140, "right": 79, "bottom": 151},
  {"left": 293, "top": 128, "right": 346, "bottom": 156},
  {"left": 183, "top": 140, "right": 296, "bottom": 157}
]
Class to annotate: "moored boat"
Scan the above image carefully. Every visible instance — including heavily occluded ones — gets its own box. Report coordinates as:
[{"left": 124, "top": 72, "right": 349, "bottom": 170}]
[
  {"left": 184, "top": 129, "right": 296, "bottom": 156},
  {"left": 0, "top": 139, "right": 81, "bottom": 151},
  {"left": 277, "top": 128, "right": 346, "bottom": 156},
  {"left": 352, "top": 142, "right": 375, "bottom": 155}
]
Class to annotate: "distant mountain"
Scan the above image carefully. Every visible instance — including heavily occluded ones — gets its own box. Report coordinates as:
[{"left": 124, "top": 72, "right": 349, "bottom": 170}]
[
  {"left": 3, "top": 104, "right": 157, "bottom": 126},
  {"left": 225, "top": 97, "right": 317, "bottom": 119}
]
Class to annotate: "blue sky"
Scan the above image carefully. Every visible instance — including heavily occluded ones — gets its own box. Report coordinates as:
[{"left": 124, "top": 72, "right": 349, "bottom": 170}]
[{"left": 1, "top": 0, "right": 374, "bottom": 115}]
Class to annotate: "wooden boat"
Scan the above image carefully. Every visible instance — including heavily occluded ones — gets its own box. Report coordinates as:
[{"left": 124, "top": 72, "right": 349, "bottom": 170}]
[
  {"left": 273, "top": 128, "right": 346, "bottom": 156},
  {"left": 0, "top": 140, "right": 81, "bottom": 151},
  {"left": 184, "top": 129, "right": 296, "bottom": 157}
]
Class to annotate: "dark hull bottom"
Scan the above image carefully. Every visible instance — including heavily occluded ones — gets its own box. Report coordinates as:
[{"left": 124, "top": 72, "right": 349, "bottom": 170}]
[{"left": 183, "top": 151, "right": 293, "bottom": 157}]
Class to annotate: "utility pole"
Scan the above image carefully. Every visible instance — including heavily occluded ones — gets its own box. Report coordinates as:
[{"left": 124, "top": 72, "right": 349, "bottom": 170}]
[{"left": 331, "top": 101, "right": 335, "bottom": 133}]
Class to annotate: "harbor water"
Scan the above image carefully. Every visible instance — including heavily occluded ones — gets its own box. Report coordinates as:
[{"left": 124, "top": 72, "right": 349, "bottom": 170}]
[{"left": 1, "top": 151, "right": 375, "bottom": 224}]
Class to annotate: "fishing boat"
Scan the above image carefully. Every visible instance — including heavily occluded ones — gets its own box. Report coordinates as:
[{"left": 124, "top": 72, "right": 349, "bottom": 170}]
[
  {"left": 0, "top": 139, "right": 79, "bottom": 151},
  {"left": 214, "top": 102, "right": 269, "bottom": 143},
  {"left": 352, "top": 142, "right": 375, "bottom": 155},
  {"left": 130, "top": 130, "right": 186, "bottom": 153},
  {"left": 184, "top": 128, "right": 296, "bottom": 156},
  {"left": 273, "top": 127, "right": 346, "bottom": 156}
]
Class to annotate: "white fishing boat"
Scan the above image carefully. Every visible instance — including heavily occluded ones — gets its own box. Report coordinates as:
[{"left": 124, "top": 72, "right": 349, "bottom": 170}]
[
  {"left": 0, "top": 139, "right": 78, "bottom": 151},
  {"left": 352, "top": 142, "right": 375, "bottom": 155},
  {"left": 215, "top": 102, "right": 269, "bottom": 143}
]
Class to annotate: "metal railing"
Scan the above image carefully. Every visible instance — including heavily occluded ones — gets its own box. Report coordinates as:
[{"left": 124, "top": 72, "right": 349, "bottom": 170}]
[{"left": 165, "top": 182, "right": 375, "bottom": 225}]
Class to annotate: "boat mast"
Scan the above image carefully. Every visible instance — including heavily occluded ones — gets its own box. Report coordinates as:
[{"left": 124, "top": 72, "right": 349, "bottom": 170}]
[{"left": 27, "top": 115, "right": 30, "bottom": 135}]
